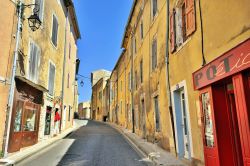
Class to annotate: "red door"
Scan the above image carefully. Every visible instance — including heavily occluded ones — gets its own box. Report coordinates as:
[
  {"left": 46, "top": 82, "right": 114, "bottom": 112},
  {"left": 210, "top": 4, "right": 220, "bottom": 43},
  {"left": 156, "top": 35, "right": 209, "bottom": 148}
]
[
  {"left": 199, "top": 87, "right": 220, "bottom": 166},
  {"left": 233, "top": 71, "right": 250, "bottom": 166}
]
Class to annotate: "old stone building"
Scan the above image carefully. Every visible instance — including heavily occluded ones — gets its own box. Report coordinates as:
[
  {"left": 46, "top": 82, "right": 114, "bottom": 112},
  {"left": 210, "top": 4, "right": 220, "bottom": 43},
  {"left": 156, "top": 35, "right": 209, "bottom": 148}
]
[{"left": 1, "top": 0, "right": 80, "bottom": 155}]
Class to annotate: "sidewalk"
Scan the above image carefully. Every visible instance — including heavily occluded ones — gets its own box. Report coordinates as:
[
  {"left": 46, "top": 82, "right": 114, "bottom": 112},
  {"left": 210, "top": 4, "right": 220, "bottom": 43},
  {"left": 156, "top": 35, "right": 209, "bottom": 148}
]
[
  {"left": 0, "top": 119, "right": 88, "bottom": 166},
  {"left": 108, "top": 122, "right": 187, "bottom": 166}
]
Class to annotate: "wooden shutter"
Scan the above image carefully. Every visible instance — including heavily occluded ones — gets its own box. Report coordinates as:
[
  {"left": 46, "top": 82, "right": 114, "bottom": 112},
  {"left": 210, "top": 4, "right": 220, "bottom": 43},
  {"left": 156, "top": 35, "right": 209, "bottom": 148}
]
[
  {"left": 29, "top": 42, "right": 34, "bottom": 80},
  {"left": 35, "top": 46, "right": 40, "bottom": 82},
  {"left": 170, "top": 9, "right": 176, "bottom": 53},
  {"left": 154, "top": 39, "right": 157, "bottom": 68},
  {"left": 48, "top": 63, "right": 55, "bottom": 95},
  {"left": 185, "top": 0, "right": 196, "bottom": 36},
  {"left": 152, "top": 39, "right": 157, "bottom": 69}
]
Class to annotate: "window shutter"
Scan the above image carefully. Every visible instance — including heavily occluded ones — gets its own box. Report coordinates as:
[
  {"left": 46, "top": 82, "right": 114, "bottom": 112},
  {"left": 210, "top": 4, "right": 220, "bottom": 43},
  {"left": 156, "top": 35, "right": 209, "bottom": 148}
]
[
  {"left": 152, "top": 40, "right": 157, "bottom": 69},
  {"left": 185, "top": 0, "right": 195, "bottom": 36},
  {"left": 48, "top": 63, "right": 55, "bottom": 95},
  {"left": 29, "top": 42, "right": 34, "bottom": 80},
  {"left": 35, "top": 46, "right": 40, "bottom": 82},
  {"left": 170, "top": 9, "right": 176, "bottom": 53},
  {"left": 52, "top": 16, "right": 58, "bottom": 46},
  {"left": 154, "top": 40, "right": 157, "bottom": 68}
]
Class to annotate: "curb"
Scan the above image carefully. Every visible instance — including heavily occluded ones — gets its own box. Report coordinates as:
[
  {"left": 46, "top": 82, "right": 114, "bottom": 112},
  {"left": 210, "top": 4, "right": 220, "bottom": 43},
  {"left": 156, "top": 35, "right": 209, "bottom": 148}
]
[
  {"left": 105, "top": 122, "right": 157, "bottom": 166},
  {"left": 0, "top": 124, "right": 83, "bottom": 166},
  {"left": 105, "top": 122, "right": 186, "bottom": 166}
]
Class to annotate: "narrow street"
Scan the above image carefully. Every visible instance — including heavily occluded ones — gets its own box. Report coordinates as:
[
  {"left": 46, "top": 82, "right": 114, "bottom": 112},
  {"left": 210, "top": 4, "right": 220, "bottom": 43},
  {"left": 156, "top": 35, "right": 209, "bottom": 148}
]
[{"left": 17, "top": 121, "right": 150, "bottom": 166}]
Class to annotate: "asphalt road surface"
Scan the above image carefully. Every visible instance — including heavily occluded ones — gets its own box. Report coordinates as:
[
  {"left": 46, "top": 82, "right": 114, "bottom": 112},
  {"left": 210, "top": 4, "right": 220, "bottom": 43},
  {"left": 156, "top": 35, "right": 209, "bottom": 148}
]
[{"left": 17, "top": 120, "right": 150, "bottom": 166}]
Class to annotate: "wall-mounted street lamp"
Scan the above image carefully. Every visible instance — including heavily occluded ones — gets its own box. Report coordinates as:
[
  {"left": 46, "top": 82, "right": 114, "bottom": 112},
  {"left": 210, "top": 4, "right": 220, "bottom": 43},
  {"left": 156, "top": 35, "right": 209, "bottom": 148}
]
[
  {"left": 28, "top": 12, "right": 41, "bottom": 31},
  {"left": 80, "top": 80, "right": 84, "bottom": 87},
  {"left": 18, "top": 3, "right": 42, "bottom": 31}
]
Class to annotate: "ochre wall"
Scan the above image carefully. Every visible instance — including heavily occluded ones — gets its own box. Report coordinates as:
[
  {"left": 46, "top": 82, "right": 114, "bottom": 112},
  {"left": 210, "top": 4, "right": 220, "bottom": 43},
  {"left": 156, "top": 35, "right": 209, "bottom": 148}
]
[{"left": 0, "top": 1, "right": 16, "bottom": 152}]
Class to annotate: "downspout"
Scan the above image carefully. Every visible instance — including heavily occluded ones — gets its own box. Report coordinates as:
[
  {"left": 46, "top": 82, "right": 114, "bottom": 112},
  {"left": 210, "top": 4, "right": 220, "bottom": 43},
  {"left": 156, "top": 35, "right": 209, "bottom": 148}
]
[
  {"left": 166, "top": 0, "right": 177, "bottom": 156},
  {"left": 3, "top": 0, "right": 23, "bottom": 157},
  {"left": 116, "top": 71, "right": 119, "bottom": 124},
  {"left": 131, "top": 45, "right": 135, "bottom": 133},
  {"left": 61, "top": 7, "right": 69, "bottom": 131},
  {"left": 198, "top": 0, "right": 206, "bottom": 66}
]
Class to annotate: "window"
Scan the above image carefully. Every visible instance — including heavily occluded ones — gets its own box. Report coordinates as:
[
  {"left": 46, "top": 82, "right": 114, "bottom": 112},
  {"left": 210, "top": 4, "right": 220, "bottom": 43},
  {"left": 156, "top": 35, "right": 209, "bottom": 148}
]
[
  {"left": 23, "top": 109, "right": 37, "bottom": 131},
  {"left": 48, "top": 62, "right": 55, "bottom": 95},
  {"left": 135, "top": 70, "right": 138, "bottom": 90},
  {"left": 120, "top": 101, "right": 122, "bottom": 114},
  {"left": 28, "top": 41, "right": 40, "bottom": 83},
  {"left": 152, "top": 0, "right": 158, "bottom": 18},
  {"left": 51, "top": 15, "right": 59, "bottom": 47},
  {"left": 135, "top": 109, "right": 139, "bottom": 128},
  {"left": 140, "top": 21, "right": 144, "bottom": 40},
  {"left": 130, "top": 39, "right": 133, "bottom": 57},
  {"left": 68, "top": 106, "right": 71, "bottom": 121},
  {"left": 170, "top": 0, "right": 196, "bottom": 52},
  {"left": 34, "top": 0, "right": 44, "bottom": 22},
  {"left": 201, "top": 92, "right": 214, "bottom": 147},
  {"left": 67, "top": 73, "right": 70, "bottom": 88},
  {"left": 151, "top": 38, "right": 157, "bottom": 70},
  {"left": 154, "top": 96, "right": 160, "bottom": 131},
  {"left": 128, "top": 72, "right": 131, "bottom": 91},
  {"left": 133, "top": 37, "right": 137, "bottom": 54},
  {"left": 120, "top": 81, "right": 122, "bottom": 91},
  {"left": 140, "top": 60, "right": 143, "bottom": 83},
  {"left": 68, "top": 44, "right": 71, "bottom": 59},
  {"left": 99, "top": 91, "right": 102, "bottom": 100},
  {"left": 14, "top": 101, "right": 24, "bottom": 132}
]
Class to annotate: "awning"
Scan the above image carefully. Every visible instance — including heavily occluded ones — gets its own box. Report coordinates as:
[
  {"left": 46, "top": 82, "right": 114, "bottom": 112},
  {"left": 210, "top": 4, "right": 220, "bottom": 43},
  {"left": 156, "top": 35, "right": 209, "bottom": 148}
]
[{"left": 15, "top": 76, "right": 48, "bottom": 92}]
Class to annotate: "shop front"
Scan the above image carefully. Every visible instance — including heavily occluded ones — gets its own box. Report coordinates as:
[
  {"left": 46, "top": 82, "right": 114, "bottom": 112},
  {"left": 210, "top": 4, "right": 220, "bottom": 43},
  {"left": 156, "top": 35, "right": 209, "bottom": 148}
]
[
  {"left": 193, "top": 39, "right": 250, "bottom": 166},
  {"left": 8, "top": 77, "right": 46, "bottom": 153}
]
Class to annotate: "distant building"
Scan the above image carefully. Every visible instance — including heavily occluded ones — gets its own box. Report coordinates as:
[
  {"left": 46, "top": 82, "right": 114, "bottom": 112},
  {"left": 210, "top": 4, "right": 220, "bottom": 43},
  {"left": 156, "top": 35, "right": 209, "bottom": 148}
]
[
  {"left": 91, "top": 69, "right": 111, "bottom": 87},
  {"left": 78, "top": 101, "right": 91, "bottom": 119}
]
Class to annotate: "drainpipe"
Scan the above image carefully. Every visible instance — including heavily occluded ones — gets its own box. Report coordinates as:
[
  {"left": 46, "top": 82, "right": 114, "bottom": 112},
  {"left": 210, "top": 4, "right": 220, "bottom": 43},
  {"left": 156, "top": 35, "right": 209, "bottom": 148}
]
[
  {"left": 61, "top": 7, "right": 69, "bottom": 131},
  {"left": 165, "top": 0, "right": 177, "bottom": 156},
  {"left": 198, "top": 0, "right": 206, "bottom": 66},
  {"left": 131, "top": 41, "right": 135, "bottom": 133},
  {"left": 3, "top": 0, "right": 23, "bottom": 157}
]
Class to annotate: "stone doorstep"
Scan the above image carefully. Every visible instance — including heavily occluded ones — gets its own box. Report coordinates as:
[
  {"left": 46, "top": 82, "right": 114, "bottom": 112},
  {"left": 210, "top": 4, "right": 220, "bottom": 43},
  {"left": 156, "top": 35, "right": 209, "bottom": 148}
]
[
  {"left": 107, "top": 122, "right": 186, "bottom": 166},
  {"left": 0, "top": 126, "right": 78, "bottom": 166}
]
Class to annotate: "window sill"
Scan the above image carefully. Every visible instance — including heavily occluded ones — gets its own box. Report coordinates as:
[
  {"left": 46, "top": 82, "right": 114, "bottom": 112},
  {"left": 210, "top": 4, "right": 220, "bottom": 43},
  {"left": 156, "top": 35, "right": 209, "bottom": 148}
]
[
  {"left": 174, "top": 37, "right": 192, "bottom": 54},
  {"left": 50, "top": 40, "right": 58, "bottom": 50},
  {"left": 150, "top": 12, "right": 159, "bottom": 26},
  {"left": 150, "top": 66, "right": 158, "bottom": 76}
]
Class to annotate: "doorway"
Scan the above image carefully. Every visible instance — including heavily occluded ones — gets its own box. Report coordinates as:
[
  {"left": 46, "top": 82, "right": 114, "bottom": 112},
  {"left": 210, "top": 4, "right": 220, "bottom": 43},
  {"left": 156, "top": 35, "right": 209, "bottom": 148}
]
[
  {"left": 200, "top": 77, "right": 246, "bottom": 166},
  {"left": 172, "top": 83, "right": 192, "bottom": 159},
  {"left": 141, "top": 99, "right": 146, "bottom": 138},
  {"left": 8, "top": 100, "right": 40, "bottom": 152},
  {"left": 44, "top": 106, "right": 52, "bottom": 135}
]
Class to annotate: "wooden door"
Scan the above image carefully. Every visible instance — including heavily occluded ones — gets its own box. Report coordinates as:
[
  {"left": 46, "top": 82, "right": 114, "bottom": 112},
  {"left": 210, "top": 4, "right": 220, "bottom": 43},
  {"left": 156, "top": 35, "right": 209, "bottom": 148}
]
[
  {"left": 227, "top": 89, "right": 243, "bottom": 166},
  {"left": 21, "top": 101, "right": 40, "bottom": 148},
  {"left": 8, "top": 99, "right": 24, "bottom": 153},
  {"left": 199, "top": 87, "right": 220, "bottom": 166},
  {"left": 233, "top": 72, "right": 250, "bottom": 166}
]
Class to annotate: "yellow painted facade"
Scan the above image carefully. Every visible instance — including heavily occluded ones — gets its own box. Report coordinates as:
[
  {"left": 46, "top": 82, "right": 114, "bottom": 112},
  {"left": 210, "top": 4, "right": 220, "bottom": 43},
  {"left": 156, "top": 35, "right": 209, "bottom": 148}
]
[
  {"left": 103, "top": 0, "right": 250, "bottom": 165},
  {"left": 15, "top": 0, "right": 67, "bottom": 139},
  {"left": 109, "top": 0, "right": 175, "bottom": 152},
  {"left": 91, "top": 78, "right": 106, "bottom": 121},
  {"left": 0, "top": 0, "right": 16, "bottom": 153},
  {"left": 62, "top": 5, "right": 80, "bottom": 131},
  {"left": 168, "top": 0, "right": 250, "bottom": 164}
]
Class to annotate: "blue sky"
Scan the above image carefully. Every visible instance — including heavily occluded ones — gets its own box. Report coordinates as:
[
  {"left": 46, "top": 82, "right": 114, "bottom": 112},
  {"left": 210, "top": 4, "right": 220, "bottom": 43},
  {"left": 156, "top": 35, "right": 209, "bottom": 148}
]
[{"left": 74, "top": 0, "right": 133, "bottom": 102}]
